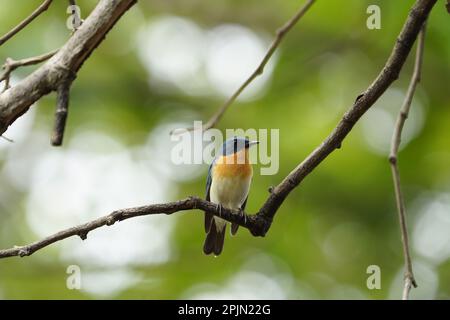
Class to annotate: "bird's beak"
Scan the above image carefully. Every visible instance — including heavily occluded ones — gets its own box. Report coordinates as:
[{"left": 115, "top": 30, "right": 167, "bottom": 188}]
[{"left": 249, "top": 140, "right": 259, "bottom": 147}]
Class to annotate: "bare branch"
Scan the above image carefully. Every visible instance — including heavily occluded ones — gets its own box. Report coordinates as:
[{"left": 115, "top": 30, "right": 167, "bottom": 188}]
[
  {"left": 0, "top": 0, "right": 54, "bottom": 47},
  {"left": 257, "top": 0, "right": 435, "bottom": 223},
  {"left": 0, "top": 0, "right": 437, "bottom": 260},
  {"left": 0, "top": 0, "right": 137, "bottom": 137},
  {"left": 389, "top": 23, "right": 427, "bottom": 300},
  {"left": 0, "top": 49, "right": 58, "bottom": 92},
  {"left": 51, "top": 75, "right": 74, "bottom": 146},
  {"left": 172, "top": 0, "right": 316, "bottom": 134}
]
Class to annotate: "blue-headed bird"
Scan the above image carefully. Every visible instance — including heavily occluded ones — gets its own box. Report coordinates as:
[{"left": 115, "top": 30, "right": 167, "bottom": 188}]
[{"left": 203, "top": 137, "right": 259, "bottom": 255}]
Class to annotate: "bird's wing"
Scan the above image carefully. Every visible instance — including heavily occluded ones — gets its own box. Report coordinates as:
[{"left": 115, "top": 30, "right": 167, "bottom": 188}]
[{"left": 204, "top": 161, "right": 214, "bottom": 233}]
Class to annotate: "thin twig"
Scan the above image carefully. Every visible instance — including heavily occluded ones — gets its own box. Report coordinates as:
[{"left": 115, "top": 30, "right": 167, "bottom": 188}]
[
  {"left": 0, "top": 49, "right": 58, "bottom": 92},
  {"left": 0, "top": 0, "right": 437, "bottom": 260},
  {"left": 172, "top": 0, "right": 315, "bottom": 135},
  {"left": 0, "top": 0, "right": 53, "bottom": 47},
  {"left": 389, "top": 23, "right": 426, "bottom": 300}
]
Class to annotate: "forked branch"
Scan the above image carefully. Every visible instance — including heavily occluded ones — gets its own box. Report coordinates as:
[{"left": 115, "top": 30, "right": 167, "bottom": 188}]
[{"left": 173, "top": 0, "right": 316, "bottom": 134}]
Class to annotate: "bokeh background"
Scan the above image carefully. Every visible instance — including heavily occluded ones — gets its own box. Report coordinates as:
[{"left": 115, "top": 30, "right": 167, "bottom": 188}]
[{"left": 0, "top": 0, "right": 449, "bottom": 299}]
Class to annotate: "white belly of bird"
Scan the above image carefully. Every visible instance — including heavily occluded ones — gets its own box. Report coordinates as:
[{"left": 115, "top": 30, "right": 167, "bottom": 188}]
[{"left": 209, "top": 175, "right": 251, "bottom": 231}]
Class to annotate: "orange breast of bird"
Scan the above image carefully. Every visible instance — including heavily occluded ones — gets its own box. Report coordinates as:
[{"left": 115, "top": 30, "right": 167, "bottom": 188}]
[{"left": 214, "top": 148, "right": 253, "bottom": 179}]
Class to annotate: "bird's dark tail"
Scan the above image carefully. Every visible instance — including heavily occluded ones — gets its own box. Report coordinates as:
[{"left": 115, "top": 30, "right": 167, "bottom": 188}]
[{"left": 203, "top": 218, "right": 226, "bottom": 256}]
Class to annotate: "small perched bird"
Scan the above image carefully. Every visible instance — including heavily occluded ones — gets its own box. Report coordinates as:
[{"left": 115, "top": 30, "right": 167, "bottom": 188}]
[{"left": 203, "top": 137, "right": 259, "bottom": 256}]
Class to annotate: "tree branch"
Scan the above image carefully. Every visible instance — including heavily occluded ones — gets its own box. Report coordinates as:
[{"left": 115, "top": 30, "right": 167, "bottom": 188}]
[
  {"left": 0, "top": 0, "right": 437, "bottom": 260},
  {"left": 0, "top": 49, "right": 58, "bottom": 92},
  {"left": 0, "top": 197, "right": 269, "bottom": 259},
  {"left": 0, "top": 0, "right": 54, "bottom": 47},
  {"left": 173, "top": 0, "right": 316, "bottom": 134},
  {"left": 0, "top": 135, "right": 13, "bottom": 142},
  {"left": 389, "top": 23, "right": 427, "bottom": 300},
  {"left": 0, "top": 0, "right": 137, "bottom": 137}
]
